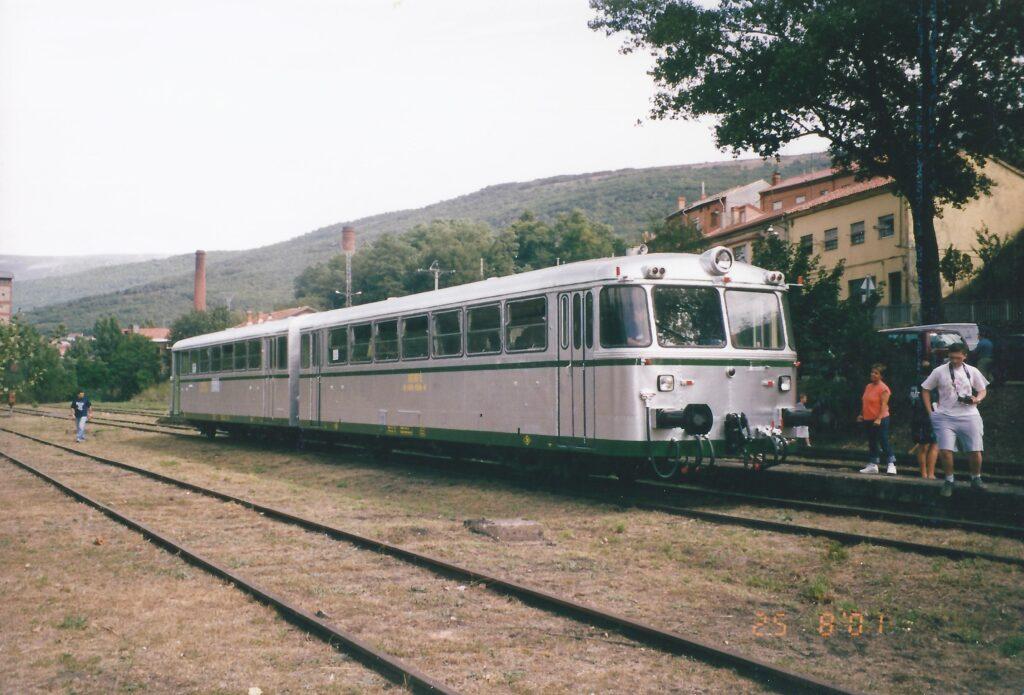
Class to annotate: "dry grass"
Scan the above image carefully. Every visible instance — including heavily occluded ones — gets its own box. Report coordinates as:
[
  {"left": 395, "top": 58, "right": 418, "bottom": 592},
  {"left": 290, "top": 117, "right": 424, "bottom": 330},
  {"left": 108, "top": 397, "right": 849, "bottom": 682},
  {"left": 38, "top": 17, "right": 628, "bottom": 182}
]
[
  {"left": 5, "top": 412, "right": 1024, "bottom": 693},
  {"left": 0, "top": 425, "right": 764, "bottom": 694},
  {"left": 0, "top": 460, "right": 392, "bottom": 694}
]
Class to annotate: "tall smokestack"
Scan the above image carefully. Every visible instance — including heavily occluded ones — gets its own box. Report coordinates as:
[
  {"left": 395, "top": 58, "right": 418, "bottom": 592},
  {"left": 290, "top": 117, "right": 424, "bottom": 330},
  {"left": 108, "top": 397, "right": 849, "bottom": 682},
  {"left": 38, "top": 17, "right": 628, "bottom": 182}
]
[{"left": 194, "top": 250, "right": 207, "bottom": 312}]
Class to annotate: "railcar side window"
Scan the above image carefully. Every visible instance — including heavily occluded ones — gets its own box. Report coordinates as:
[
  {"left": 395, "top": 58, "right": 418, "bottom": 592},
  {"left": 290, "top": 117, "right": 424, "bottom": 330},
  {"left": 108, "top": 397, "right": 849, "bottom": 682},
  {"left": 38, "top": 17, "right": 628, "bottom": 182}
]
[
  {"left": 600, "top": 286, "right": 652, "bottom": 347},
  {"left": 585, "top": 292, "right": 594, "bottom": 349},
  {"left": 300, "top": 334, "right": 310, "bottom": 369},
  {"left": 311, "top": 332, "right": 320, "bottom": 367},
  {"left": 402, "top": 315, "right": 429, "bottom": 360},
  {"left": 234, "top": 341, "right": 248, "bottom": 370},
  {"left": 432, "top": 310, "right": 462, "bottom": 357},
  {"left": 248, "top": 340, "right": 261, "bottom": 369},
  {"left": 506, "top": 297, "right": 547, "bottom": 352},
  {"left": 653, "top": 286, "right": 726, "bottom": 348},
  {"left": 559, "top": 295, "right": 569, "bottom": 350},
  {"left": 572, "top": 294, "right": 582, "bottom": 349},
  {"left": 189, "top": 351, "right": 198, "bottom": 374},
  {"left": 199, "top": 347, "right": 211, "bottom": 373},
  {"left": 212, "top": 345, "right": 222, "bottom": 372},
  {"left": 275, "top": 336, "right": 287, "bottom": 370},
  {"left": 725, "top": 290, "right": 785, "bottom": 350},
  {"left": 467, "top": 304, "right": 501, "bottom": 355},
  {"left": 328, "top": 327, "right": 348, "bottom": 364},
  {"left": 350, "top": 324, "right": 372, "bottom": 363},
  {"left": 375, "top": 320, "right": 399, "bottom": 361}
]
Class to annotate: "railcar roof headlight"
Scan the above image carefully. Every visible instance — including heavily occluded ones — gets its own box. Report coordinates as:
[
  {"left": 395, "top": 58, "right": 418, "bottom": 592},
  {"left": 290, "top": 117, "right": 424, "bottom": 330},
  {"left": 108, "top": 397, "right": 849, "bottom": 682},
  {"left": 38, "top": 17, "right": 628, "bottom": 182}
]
[
  {"left": 778, "top": 375, "right": 792, "bottom": 392},
  {"left": 658, "top": 374, "right": 674, "bottom": 392},
  {"left": 700, "top": 246, "right": 734, "bottom": 275}
]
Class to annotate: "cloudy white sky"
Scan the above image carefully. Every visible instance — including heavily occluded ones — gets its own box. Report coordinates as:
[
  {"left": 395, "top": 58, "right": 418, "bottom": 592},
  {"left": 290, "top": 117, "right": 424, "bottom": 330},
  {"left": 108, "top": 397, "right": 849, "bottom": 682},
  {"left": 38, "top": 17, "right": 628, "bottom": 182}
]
[{"left": 0, "top": 0, "right": 823, "bottom": 257}]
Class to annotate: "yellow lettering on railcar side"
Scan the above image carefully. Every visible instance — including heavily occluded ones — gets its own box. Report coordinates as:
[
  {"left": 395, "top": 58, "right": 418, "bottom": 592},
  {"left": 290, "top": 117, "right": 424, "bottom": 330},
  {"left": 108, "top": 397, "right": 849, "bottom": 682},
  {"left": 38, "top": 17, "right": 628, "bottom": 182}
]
[{"left": 402, "top": 373, "right": 427, "bottom": 393}]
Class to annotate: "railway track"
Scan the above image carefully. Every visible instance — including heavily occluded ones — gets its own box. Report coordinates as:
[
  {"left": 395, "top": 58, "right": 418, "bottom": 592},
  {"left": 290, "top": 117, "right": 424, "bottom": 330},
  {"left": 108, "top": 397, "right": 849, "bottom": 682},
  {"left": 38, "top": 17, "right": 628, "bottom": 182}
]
[
  {"left": 11, "top": 407, "right": 191, "bottom": 434},
  {"left": 8, "top": 408, "right": 1024, "bottom": 544},
  {"left": 780, "top": 452, "right": 1024, "bottom": 486},
  {"left": 0, "top": 449, "right": 453, "bottom": 694},
  {"left": 0, "top": 430, "right": 857, "bottom": 695}
]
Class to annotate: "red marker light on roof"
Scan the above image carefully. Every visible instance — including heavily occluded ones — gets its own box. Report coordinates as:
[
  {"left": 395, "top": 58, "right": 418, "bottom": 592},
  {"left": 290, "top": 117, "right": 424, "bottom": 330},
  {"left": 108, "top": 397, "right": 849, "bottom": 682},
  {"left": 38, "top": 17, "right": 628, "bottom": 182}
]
[
  {"left": 722, "top": 277, "right": 732, "bottom": 283},
  {"left": 616, "top": 266, "right": 621, "bottom": 276}
]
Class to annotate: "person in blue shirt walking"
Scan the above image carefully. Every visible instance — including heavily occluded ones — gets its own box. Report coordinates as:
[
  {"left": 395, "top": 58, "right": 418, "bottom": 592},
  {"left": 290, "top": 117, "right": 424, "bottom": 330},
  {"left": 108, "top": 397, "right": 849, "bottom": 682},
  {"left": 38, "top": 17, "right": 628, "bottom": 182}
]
[{"left": 70, "top": 391, "right": 92, "bottom": 443}]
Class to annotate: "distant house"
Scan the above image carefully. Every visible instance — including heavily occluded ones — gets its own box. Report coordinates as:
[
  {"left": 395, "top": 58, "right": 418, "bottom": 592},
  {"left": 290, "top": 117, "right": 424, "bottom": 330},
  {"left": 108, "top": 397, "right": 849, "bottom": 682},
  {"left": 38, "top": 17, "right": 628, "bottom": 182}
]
[
  {"left": 0, "top": 272, "right": 12, "bottom": 324},
  {"left": 665, "top": 180, "right": 770, "bottom": 254},
  {"left": 665, "top": 159, "right": 1024, "bottom": 305},
  {"left": 236, "top": 306, "right": 317, "bottom": 327},
  {"left": 122, "top": 326, "right": 172, "bottom": 345}
]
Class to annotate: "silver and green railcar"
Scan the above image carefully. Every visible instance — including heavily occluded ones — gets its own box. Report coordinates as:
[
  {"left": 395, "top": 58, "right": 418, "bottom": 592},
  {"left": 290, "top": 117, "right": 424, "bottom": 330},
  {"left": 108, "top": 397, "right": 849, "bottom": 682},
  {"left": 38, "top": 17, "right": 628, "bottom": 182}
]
[{"left": 170, "top": 247, "right": 802, "bottom": 477}]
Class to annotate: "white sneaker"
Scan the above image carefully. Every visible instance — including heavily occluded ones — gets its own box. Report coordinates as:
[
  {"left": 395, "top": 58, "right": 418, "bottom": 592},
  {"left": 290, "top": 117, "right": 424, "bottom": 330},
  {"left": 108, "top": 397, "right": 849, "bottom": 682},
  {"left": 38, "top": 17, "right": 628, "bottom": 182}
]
[
  {"left": 886, "top": 462, "right": 897, "bottom": 475},
  {"left": 859, "top": 464, "right": 879, "bottom": 474}
]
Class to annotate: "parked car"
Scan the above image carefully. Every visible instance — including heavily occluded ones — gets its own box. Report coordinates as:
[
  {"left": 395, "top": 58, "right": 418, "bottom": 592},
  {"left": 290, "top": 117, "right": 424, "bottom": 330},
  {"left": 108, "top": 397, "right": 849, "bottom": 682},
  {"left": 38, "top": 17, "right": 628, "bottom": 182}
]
[{"left": 879, "top": 326, "right": 966, "bottom": 376}]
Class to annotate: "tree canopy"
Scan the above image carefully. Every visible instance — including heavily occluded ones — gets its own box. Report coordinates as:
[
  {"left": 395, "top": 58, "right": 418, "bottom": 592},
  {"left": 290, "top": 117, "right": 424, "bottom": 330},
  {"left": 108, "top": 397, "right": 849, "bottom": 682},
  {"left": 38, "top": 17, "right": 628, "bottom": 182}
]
[
  {"left": 169, "top": 307, "right": 237, "bottom": 345},
  {"left": 294, "top": 211, "right": 628, "bottom": 309},
  {"left": 591, "top": 0, "right": 1024, "bottom": 321}
]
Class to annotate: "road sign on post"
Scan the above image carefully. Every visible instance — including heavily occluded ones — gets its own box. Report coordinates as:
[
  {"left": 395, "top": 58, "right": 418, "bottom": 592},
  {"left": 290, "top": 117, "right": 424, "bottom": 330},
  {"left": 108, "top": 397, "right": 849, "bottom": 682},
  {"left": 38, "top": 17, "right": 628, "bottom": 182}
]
[{"left": 860, "top": 277, "right": 876, "bottom": 303}]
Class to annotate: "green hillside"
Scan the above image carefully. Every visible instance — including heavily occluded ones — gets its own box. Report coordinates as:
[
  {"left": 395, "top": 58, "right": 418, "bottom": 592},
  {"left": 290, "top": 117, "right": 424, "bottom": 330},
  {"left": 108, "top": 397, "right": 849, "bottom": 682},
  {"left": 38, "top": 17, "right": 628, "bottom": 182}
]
[
  {"left": 0, "top": 253, "right": 169, "bottom": 285},
  {"left": 20, "top": 153, "right": 829, "bottom": 333}
]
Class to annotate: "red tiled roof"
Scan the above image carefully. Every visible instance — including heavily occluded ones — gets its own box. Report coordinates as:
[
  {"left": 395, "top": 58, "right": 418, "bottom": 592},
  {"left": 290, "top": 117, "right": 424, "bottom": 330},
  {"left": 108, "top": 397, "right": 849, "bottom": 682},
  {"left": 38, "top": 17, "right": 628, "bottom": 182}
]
[
  {"left": 784, "top": 176, "right": 891, "bottom": 214},
  {"left": 703, "top": 176, "right": 892, "bottom": 239},
  {"left": 135, "top": 327, "right": 171, "bottom": 341},
  {"left": 236, "top": 306, "right": 317, "bottom": 327},
  {"left": 763, "top": 167, "right": 847, "bottom": 192}
]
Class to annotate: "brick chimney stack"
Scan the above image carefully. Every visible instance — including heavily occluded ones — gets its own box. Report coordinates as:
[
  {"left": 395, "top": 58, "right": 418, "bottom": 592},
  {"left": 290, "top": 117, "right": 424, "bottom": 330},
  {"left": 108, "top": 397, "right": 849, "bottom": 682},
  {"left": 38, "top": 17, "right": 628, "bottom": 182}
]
[
  {"left": 676, "top": 196, "right": 687, "bottom": 211},
  {"left": 771, "top": 170, "right": 781, "bottom": 185},
  {"left": 194, "top": 250, "right": 207, "bottom": 312}
]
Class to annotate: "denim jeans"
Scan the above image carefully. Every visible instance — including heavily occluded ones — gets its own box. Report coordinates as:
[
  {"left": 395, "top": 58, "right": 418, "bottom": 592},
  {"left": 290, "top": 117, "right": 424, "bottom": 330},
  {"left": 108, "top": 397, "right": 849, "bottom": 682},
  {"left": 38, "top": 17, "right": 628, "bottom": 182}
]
[
  {"left": 866, "top": 416, "right": 893, "bottom": 464},
  {"left": 76, "top": 416, "right": 88, "bottom": 442}
]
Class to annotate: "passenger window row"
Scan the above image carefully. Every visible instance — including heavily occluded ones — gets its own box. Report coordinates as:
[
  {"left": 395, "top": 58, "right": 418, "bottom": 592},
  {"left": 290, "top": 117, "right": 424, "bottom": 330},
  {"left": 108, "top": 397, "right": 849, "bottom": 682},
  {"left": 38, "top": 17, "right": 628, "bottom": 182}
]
[
  {"left": 180, "top": 339, "right": 262, "bottom": 375},
  {"left": 307, "top": 296, "right": 548, "bottom": 368}
]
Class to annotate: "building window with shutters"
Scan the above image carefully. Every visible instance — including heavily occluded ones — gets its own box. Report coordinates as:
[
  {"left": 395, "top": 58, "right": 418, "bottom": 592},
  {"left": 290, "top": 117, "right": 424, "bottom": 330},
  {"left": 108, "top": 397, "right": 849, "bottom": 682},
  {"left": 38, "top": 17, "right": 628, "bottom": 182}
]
[
  {"left": 888, "top": 271, "right": 903, "bottom": 305},
  {"left": 877, "top": 214, "right": 895, "bottom": 238},
  {"left": 850, "top": 221, "right": 865, "bottom": 245},
  {"left": 795, "top": 195, "right": 806, "bottom": 204},
  {"left": 771, "top": 200, "right": 783, "bottom": 211},
  {"left": 800, "top": 234, "right": 813, "bottom": 254},
  {"left": 824, "top": 228, "right": 838, "bottom": 251}
]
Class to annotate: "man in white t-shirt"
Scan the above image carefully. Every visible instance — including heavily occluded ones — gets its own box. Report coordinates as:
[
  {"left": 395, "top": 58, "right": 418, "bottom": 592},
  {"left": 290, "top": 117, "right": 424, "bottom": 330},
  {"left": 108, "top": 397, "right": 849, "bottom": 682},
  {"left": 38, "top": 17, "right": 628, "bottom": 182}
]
[{"left": 920, "top": 343, "right": 989, "bottom": 497}]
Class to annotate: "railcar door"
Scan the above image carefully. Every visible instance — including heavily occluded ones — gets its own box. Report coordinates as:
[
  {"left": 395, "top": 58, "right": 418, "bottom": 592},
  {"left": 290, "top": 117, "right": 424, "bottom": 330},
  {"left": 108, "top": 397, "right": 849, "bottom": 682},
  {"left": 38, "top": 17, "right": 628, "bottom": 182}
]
[
  {"left": 557, "top": 291, "right": 594, "bottom": 444},
  {"left": 300, "top": 331, "right": 322, "bottom": 426}
]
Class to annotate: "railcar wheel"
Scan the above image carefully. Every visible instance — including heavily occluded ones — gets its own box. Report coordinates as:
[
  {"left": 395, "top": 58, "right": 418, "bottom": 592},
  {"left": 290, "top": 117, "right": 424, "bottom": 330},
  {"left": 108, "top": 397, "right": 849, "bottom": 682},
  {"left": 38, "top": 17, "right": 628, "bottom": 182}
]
[{"left": 650, "top": 457, "right": 680, "bottom": 480}]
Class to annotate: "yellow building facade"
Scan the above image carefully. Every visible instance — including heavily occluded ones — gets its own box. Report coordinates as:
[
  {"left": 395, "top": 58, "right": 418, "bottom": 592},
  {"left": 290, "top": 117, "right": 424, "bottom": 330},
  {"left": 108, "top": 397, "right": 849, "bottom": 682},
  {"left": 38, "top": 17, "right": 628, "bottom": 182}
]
[{"left": 676, "top": 159, "right": 1024, "bottom": 306}]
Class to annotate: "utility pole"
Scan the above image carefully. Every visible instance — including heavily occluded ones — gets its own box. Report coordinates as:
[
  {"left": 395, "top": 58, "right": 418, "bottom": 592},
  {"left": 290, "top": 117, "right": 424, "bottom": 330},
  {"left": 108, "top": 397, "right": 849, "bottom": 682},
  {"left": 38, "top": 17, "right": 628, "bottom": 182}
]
[
  {"left": 341, "top": 226, "right": 357, "bottom": 307},
  {"left": 417, "top": 260, "right": 455, "bottom": 291}
]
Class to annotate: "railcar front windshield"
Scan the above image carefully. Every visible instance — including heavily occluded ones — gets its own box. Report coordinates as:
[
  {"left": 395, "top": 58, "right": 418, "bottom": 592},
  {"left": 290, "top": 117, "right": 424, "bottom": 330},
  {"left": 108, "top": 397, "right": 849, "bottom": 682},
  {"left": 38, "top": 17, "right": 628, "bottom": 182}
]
[
  {"left": 725, "top": 290, "right": 787, "bottom": 350},
  {"left": 652, "top": 286, "right": 726, "bottom": 348}
]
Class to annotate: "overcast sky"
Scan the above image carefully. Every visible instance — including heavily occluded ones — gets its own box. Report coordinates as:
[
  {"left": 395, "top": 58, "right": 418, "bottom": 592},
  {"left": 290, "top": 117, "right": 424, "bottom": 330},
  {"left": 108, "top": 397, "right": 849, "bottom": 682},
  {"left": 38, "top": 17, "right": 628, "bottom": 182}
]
[{"left": 0, "top": 0, "right": 823, "bottom": 257}]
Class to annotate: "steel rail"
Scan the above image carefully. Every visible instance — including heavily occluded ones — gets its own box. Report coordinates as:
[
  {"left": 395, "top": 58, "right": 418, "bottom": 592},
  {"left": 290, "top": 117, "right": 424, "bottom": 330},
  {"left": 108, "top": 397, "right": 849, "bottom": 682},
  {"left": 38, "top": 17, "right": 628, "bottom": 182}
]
[
  {"left": 0, "top": 427, "right": 859, "bottom": 695},
  {"left": 0, "top": 450, "right": 455, "bottom": 695},
  {"left": 624, "top": 496, "right": 1024, "bottom": 567},
  {"left": 633, "top": 479, "right": 1024, "bottom": 539},
  {"left": 10, "top": 407, "right": 1023, "bottom": 539},
  {"left": 777, "top": 454, "right": 1024, "bottom": 486},
  {"left": 12, "top": 408, "right": 192, "bottom": 435}
]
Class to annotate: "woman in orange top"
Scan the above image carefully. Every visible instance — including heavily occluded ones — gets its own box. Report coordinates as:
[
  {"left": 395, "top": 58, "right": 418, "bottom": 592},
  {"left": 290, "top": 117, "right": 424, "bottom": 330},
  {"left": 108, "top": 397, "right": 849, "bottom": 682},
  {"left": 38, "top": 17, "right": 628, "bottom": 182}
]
[{"left": 857, "top": 363, "right": 896, "bottom": 475}]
